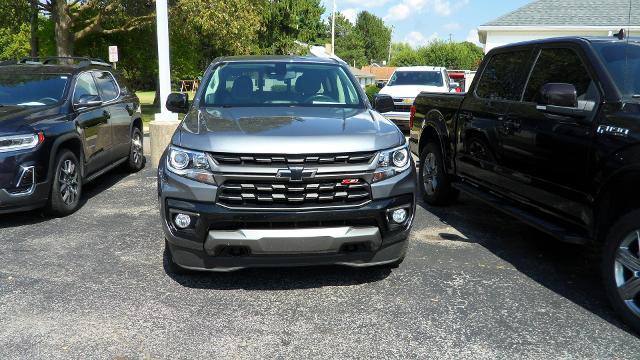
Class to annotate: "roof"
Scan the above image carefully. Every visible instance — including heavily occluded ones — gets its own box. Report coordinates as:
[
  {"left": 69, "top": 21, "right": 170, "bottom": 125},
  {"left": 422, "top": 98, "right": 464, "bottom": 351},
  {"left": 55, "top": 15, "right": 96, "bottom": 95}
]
[
  {"left": 349, "top": 67, "right": 375, "bottom": 78},
  {"left": 0, "top": 64, "right": 79, "bottom": 74},
  {"left": 394, "top": 66, "right": 446, "bottom": 71},
  {"left": 487, "top": 35, "right": 639, "bottom": 53},
  {"left": 482, "top": 0, "right": 640, "bottom": 27},
  {"left": 360, "top": 66, "right": 397, "bottom": 81},
  {"left": 216, "top": 55, "right": 342, "bottom": 64},
  {"left": 0, "top": 57, "right": 112, "bottom": 74}
]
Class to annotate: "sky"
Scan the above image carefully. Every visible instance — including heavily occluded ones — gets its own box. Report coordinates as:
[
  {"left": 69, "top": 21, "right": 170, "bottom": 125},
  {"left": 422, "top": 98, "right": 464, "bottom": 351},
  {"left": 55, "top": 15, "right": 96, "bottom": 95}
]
[{"left": 320, "top": 0, "right": 531, "bottom": 47}]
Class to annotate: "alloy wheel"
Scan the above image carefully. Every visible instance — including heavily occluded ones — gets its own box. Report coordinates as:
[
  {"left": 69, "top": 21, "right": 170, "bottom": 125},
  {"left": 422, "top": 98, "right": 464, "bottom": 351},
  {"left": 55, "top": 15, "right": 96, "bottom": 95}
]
[
  {"left": 422, "top": 152, "right": 438, "bottom": 195},
  {"left": 132, "top": 132, "right": 143, "bottom": 165},
  {"left": 614, "top": 230, "right": 640, "bottom": 317},
  {"left": 59, "top": 159, "right": 79, "bottom": 205}
]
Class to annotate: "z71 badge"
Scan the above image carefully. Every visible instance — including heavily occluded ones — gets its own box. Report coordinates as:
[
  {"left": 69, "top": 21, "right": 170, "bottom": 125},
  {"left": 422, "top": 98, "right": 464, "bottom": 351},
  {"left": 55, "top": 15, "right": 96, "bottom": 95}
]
[{"left": 597, "top": 125, "right": 630, "bottom": 137}]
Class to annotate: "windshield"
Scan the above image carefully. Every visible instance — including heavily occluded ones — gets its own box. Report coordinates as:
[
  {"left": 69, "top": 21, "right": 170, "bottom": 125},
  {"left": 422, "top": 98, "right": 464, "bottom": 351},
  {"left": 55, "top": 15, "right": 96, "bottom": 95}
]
[
  {"left": 201, "top": 62, "right": 363, "bottom": 107},
  {"left": 387, "top": 71, "right": 443, "bottom": 86},
  {"left": 0, "top": 73, "right": 69, "bottom": 106},
  {"left": 593, "top": 41, "right": 640, "bottom": 98}
]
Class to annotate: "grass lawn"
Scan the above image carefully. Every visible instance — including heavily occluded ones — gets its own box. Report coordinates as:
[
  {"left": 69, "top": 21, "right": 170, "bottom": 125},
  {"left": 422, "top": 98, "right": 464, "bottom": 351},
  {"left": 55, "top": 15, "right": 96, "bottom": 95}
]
[
  {"left": 135, "top": 91, "right": 158, "bottom": 127},
  {"left": 135, "top": 91, "right": 195, "bottom": 127}
]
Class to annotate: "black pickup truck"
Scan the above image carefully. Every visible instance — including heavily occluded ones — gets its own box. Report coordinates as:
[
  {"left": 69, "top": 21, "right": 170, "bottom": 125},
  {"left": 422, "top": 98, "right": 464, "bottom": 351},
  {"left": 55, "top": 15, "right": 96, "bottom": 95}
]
[{"left": 409, "top": 36, "right": 640, "bottom": 332}]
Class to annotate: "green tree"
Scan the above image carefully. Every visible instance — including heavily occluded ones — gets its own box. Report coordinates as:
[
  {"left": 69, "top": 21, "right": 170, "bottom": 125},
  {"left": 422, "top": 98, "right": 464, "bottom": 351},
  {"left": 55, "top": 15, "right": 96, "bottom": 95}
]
[
  {"left": 169, "top": 0, "right": 264, "bottom": 82},
  {"left": 0, "top": 24, "right": 31, "bottom": 60},
  {"left": 389, "top": 43, "right": 424, "bottom": 66},
  {"left": 259, "top": 0, "right": 327, "bottom": 54},
  {"left": 330, "top": 12, "right": 366, "bottom": 67},
  {"left": 419, "top": 40, "right": 483, "bottom": 70},
  {"left": 355, "top": 11, "right": 391, "bottom": 64},
  {"left": 38, "top": 0, "right": 155, "bottom": 57}
]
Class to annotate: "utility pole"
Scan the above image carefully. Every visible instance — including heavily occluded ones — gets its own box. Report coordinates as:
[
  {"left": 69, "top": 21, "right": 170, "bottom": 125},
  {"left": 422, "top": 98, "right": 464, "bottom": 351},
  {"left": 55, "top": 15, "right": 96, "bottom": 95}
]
[
  {"left": 387, "top": 26, "right": 394, "bottom": 65},
  {"left": 449, "top": 33, "right": 453, "bottom": 42},
  {"left": 331, "top": 0, "right": 336, "bottom": 55}
]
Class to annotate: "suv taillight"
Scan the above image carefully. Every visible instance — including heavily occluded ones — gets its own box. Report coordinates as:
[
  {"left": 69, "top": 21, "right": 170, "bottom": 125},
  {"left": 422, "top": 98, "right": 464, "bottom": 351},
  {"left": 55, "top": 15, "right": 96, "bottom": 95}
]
[{"left": 409, "top": 105, "right": 416, "bottom": 129}]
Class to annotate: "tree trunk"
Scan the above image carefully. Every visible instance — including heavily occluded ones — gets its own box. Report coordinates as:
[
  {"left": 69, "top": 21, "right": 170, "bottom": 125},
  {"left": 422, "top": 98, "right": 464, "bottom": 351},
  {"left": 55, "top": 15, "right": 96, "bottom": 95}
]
[
  {"left": 51, "top": 0, "right": 74, "bottom": 57},
  {"left": 29, "top": 0, "right": 38, "bottom": 57}
]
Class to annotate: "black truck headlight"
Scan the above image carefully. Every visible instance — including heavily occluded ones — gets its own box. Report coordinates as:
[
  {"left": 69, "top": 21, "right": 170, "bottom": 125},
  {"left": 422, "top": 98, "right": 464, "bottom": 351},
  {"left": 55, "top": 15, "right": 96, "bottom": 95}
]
[
  {"left": 0, "top": 132, "right": 43, "bottom": 153},
  {"left": 373, "top": 145, "right": 411, "bottom": 182},
  {"left": 166, "top": 145, "right": 216, "bottom": 184}
]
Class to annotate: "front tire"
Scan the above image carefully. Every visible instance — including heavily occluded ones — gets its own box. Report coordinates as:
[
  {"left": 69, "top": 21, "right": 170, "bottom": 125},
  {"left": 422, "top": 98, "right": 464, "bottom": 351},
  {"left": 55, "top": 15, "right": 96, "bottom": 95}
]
[
  {"left": 46, "top": 149, "right": 82, "bottom": 217},
  {"left": 125, "top": 127, "right": 145, "bottom": 172},
  {"left": 602, "top": 210, "right": 640, "bottom": 333},
  {"left": 418, "top": 142, "right": 458, "bottom": 205}
]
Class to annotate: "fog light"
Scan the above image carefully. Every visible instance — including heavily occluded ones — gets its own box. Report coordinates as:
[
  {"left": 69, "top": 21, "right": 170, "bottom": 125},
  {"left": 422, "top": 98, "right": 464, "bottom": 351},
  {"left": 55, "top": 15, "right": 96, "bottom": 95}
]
[
  {"left": 391, "top": 208, "right": 407, "bottom": 223},
  {"left": 174, "top": 213, "right": 192, "bottom": 229}
]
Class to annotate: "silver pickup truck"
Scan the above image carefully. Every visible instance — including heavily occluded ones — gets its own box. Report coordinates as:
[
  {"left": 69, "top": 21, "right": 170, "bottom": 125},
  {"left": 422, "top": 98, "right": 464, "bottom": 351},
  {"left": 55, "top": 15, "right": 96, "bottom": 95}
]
[{"left": 157, "top": 56, "right": 416, "bottom": 273}]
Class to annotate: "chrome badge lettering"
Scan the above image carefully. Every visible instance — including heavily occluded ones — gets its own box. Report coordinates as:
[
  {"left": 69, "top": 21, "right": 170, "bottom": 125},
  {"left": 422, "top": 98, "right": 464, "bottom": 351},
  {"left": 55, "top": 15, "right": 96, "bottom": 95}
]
[{"left": 597, "top": 125, "right": 630, "bottom": 137}]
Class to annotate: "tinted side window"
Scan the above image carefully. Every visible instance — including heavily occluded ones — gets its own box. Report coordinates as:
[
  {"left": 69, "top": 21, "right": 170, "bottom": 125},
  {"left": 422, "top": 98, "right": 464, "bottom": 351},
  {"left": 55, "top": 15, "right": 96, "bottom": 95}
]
[
  {"left": 475, "top": 50, "right": 530, "bottom": 100},
  {"left": 524, "top": 48, "right": 597, "bottom": 109},
  {"left": 94, "top": 71, "right": 120, "bottom": 102},
  {"left": 73, "top": 72, "right": 100, "bottom": 103}
]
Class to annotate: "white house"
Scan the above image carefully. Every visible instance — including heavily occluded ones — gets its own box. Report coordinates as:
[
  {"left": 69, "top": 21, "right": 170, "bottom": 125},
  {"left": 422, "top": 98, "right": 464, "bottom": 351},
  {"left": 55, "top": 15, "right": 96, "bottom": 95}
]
[{"left": 478, "top": 0, "right": 640, "bottom": 53}]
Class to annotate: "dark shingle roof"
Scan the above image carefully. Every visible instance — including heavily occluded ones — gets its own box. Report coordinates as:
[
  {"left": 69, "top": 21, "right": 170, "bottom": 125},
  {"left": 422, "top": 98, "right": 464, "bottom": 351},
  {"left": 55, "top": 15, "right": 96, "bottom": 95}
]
[{"left": 483, "top": 0, "right": 640, "bottom": 27}]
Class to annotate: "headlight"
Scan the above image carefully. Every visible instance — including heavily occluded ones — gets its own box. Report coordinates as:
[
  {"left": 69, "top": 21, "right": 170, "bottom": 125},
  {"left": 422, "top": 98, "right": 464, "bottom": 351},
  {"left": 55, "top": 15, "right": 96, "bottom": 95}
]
[
  {"left": 373, "top": 145, "right": 411, "bottom": 182},
  {"left": 0, "top": 132, "right": 43, "bottom": 153},
  {"left": 166, "top": 145, "right": 216, "bottom": 184}
]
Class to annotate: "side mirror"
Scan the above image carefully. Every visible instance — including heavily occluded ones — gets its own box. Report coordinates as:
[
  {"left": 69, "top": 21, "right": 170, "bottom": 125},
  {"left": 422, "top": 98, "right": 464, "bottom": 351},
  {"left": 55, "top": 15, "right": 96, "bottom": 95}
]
[
  {"left": 373, "top": 94, "right": 394, "bottom": 113},
  {"left": 74, "top": 94, "right": 102, "bottom": 109},
  {"left": 166, "top": 92, "right": 189, "bottom": 113},
  {"left": 539, "top": 83, "right": 577, "bottom": 108},
  {"left": 376, "top": 82, "right": 385, "bottom": 89}
]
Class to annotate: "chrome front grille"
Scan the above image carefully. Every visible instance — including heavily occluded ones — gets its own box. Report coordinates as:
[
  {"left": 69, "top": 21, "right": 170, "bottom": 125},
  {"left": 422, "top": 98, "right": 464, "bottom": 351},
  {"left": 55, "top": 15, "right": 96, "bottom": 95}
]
[
  {"left": 211, "top": 152, "right": 375, "bottom": 166},
  {"left": 393, "top": 104, "right": 411, "bottom": 112},
  {"left": 217, "top": 178, "right": 371, "bottom": 209}
]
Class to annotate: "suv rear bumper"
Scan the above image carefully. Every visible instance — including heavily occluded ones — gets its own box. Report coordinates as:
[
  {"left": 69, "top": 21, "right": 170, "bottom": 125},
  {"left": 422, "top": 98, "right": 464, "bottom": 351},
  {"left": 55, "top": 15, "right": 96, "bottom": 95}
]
[{"left": 159, "top": 163, "right": 416, "bottom": 271}]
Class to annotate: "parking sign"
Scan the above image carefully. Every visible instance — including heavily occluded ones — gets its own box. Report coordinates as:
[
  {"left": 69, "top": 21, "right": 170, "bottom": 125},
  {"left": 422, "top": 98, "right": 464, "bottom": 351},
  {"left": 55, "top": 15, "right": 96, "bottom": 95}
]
[{"left": 108, "top": 46, "right": 118, "bottom": 63}]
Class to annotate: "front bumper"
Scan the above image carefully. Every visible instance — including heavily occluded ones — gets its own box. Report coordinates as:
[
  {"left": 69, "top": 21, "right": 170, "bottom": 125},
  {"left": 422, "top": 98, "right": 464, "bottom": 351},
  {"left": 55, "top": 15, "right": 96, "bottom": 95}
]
[
  {"left": 159, "top": 160, "right": 417, "bottom": 272},
  {"left": 0, "top": 148, "right": 50, "bottom": 214}
]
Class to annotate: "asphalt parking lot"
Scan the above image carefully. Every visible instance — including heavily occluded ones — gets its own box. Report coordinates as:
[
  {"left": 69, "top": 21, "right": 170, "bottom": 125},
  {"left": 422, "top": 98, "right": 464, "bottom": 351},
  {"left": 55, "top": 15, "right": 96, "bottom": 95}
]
[{"left": 1, "top": 156, "right": 639, "bottom": 359}]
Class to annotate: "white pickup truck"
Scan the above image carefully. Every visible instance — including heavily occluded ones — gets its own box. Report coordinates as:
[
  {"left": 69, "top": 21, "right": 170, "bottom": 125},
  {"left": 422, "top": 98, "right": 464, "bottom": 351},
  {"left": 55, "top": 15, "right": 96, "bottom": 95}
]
[{"left": 377, "top": 66, "right": 456, "bottom": 130}]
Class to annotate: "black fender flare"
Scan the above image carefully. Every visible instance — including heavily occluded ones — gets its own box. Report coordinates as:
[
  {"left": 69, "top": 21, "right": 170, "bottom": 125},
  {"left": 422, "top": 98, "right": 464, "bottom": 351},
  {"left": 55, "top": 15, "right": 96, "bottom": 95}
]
[
  {"left": 47, "top": 133, "right": 86, "bottom": 182},
  {"left": 418, "top": 109, "right": 453, "bottom": 172}
]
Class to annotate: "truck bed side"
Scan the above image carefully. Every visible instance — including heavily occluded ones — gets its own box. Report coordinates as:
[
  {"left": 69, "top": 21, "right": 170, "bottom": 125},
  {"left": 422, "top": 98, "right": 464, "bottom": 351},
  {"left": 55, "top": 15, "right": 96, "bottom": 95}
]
[{"left": 409, "top": 91, "right": 465, "bottom": 172}]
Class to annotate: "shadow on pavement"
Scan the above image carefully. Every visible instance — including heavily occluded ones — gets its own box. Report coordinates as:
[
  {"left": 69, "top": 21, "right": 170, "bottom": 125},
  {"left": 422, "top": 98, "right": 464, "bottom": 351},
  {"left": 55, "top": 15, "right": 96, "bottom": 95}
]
[
  {"left": 419, "top": 195, "right": 636, "bottom": 336},
  {"left": 163, "top": 247, "right": 392, "bottom": 290},
  {"left": 0, "top": 167, "right": 135, "bottom": 229}
]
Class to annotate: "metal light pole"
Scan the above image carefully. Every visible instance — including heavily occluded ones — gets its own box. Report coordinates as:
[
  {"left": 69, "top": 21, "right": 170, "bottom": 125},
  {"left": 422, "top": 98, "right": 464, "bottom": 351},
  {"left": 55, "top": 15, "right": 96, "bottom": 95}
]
[
  {"left": 331, "top": 0, "right": 336, "bottom": 55},
  {"left": 387, "top": 26, "right": 394, "bottom": 65}
]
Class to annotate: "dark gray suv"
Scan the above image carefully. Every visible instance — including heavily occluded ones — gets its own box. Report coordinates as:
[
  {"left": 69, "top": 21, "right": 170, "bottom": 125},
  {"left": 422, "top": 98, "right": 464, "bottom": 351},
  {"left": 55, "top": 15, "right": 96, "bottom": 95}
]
[{"left": 158, "top": 56, "right": 416, "bottom": 273}]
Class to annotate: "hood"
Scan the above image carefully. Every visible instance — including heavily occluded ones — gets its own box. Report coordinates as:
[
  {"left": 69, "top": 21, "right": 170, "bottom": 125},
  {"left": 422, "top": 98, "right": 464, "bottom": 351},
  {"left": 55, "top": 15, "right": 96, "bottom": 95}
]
[
  {"left": 174, "top": 106, "right": 404, "bottom": 154},
  {"left": 0, "top": 105, "right": 64, "bottom": 135},
  {"left": 379, "top": 85, "right": 448, "bottom": 98}
]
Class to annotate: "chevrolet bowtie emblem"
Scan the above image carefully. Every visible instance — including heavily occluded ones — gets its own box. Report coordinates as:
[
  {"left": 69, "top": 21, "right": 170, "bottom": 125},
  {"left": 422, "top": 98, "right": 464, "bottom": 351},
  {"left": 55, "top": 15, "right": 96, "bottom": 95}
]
[{"left": 276, "top": 167, "right": 317, "bottom": 182}]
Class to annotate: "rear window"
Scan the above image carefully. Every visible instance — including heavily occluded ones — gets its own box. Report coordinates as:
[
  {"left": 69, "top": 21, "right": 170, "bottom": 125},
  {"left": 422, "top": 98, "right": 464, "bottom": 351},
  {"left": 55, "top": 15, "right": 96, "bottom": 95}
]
[
  {"left": 0, "top": 73, "right": 69, "bottom": 106},
  {"left": 202, "top": 62, "right": 362, "bottom": 108},
  {"left": 387, "top": 71, "right": 443, "bottom": 87},
  {"left": 475, "top": 50, "right": 530, "bottom": 101}
]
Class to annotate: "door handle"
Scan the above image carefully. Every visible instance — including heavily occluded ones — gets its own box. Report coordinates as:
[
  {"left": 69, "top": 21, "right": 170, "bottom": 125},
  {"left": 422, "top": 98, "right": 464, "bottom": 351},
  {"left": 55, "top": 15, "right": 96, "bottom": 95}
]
[
  {"left": 459, "top": 111, "right": 473, "bottom": 121},
  {"left": 503, "top": 119, "right": 520, "bottom": 133}
]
